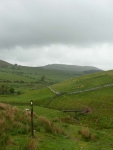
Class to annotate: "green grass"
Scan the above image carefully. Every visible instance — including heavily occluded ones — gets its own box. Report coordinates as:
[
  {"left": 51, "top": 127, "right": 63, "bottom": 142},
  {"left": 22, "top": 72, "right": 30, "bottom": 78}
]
[
  {"left": 18, "top": 105, "right": 67, "bottom": 120},
  {"left": 0, "top": 88, "right": 55, "bottom": 105},
  {"left": 50, "top": 70, "right": 113, "bottom": 93},
  {"left": 1, "top": 69, "right": 113, "bottom": 149},
  {"left": 1, "top": 103, "right": 113, "bottom": 150},
  {"left": 0, "top": 65, "right": 79, "bottom": 83},
  {"left": 46, "top": 86, "right": 113, "bottom": 129}
]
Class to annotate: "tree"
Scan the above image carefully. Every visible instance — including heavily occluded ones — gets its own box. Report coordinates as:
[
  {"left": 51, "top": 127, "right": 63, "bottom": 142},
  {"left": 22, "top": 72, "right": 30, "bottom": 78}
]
[
  {"left": 9, "top": 87, "right": 15, "bottom": 93},
  {"left": 40, "top": 75, "right": 46, "bottom": 82},
  {"left": 0, "top": 84, "right": 8, "bottom": 94},
  {"left": 0, "top": 85, "right": 15, "bottom": 94}
]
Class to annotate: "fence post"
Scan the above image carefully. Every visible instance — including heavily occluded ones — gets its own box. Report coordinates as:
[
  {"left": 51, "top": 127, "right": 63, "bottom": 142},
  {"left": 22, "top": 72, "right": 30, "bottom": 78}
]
[{"left": 30, "top": 100, "right": 34, "bottom": 137}]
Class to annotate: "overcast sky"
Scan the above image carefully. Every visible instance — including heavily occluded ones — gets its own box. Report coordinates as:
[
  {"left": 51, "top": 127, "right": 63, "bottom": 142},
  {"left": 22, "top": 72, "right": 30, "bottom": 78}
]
[{"left": 0, "top": 0, "right": 113, "bottom": 70}]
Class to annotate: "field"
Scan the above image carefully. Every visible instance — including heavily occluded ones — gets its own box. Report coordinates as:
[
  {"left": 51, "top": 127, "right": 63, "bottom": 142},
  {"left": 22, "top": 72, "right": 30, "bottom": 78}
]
[{"left": 0, "top": 61, "right": 113, "bottom": 149}]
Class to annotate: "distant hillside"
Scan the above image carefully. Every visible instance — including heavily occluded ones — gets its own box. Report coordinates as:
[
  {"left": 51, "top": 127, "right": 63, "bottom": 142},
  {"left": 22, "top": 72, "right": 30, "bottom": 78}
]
[
  {"left": 0, "top": 60, "right": 102, "bottom": 72},
  {"left": 0, "top": 60, "right": 85, "bottom": 84},
  {"left": 42, "top": 64, "right": 103, "bottom": 72},
  {"left": 0, "top": 60, "right": 103, "bottom": 84}
]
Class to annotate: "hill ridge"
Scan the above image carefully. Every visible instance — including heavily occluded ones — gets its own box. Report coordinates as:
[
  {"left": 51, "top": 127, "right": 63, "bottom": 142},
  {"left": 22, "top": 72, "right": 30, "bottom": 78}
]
[
  {"left": 42, "top": 64, "right": 102, "bottom": 72},
  {"left": 0, "top": 59, "right": 103, "bottom": 72},
  {"left": 0, "top": 60, "right": 12, "bottom": 66}
]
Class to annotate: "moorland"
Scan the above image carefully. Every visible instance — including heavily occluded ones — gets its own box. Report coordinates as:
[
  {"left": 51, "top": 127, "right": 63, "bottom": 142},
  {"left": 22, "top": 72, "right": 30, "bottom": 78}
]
[{"left": 0, "top": 60, "right": 113, "bottom": 150}]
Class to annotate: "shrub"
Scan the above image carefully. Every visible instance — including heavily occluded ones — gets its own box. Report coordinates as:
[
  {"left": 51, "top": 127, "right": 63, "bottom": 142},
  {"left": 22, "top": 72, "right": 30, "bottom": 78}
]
[
  {"left": 78, "top": 127, "right": 96, "bottom": 141},
  {"left": 16, "top": 91, "right": 21, "bottom": 95},
  {"left": 9, "top": 87, "right": 15, "bottom": 93}
]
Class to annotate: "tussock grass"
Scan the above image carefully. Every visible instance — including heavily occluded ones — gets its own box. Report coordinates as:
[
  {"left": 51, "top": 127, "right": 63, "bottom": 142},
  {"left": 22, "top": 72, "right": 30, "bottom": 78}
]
[
  {"left": 38, "top": 116, "right": 65, "bottom": 135},
  {"left": 60, "top": 116, "right": 75, "bottom": 124},
  {"left": 22, "top": 138, "right": 38, "bottom": 150},
  {"left": 0, "top": 103, "right": 65, "bottom": 149},
  {"left": 78, "top": 127, "right": 97, "bottom": 141}
]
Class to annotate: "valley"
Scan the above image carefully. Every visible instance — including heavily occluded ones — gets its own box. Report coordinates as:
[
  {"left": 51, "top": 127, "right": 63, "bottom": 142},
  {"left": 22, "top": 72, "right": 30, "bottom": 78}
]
[{"left": 0, "top": 60, "right": 113, "bottom": 150}]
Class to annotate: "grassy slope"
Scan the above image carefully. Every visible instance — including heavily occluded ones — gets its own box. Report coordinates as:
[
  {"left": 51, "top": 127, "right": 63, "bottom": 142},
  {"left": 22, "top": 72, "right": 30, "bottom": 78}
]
[
  {"left": 50, "top": 70, "right": 113, "bottom": 93},
  {"left": 1, "top": 69, "right": 113, "bottom": 149},
  {"left": 0, "top": 71, "right": 35, "bottom": 82},
  {"left": 0, "top": 65, "right": 80, "bottom": 93},
  {"left": 46, "top": 70, "right": 113, "bottom": 126},
  {"left": 1, "top": 103, "right": 113, "bottom": 150},
  {"left": 0, "top": 88, "right": 54, "bottom": 104},
  {"left": 0, "top": 103, "right": 79, "bottom": 150},
  {"left": 0, "top": 60, "right": 103, "bottom": 84},
  {"left": 0, "top": 62, "right": 83, "bottom": 83}
]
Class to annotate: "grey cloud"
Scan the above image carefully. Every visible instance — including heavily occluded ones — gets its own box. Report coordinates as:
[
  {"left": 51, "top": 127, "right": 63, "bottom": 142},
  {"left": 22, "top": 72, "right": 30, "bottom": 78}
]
[
  {"left": 0, "top": 0, "right": 113, "bottom": 70},
  {"left": 0, "top": 0, "right": 113, "bottom": 49}
]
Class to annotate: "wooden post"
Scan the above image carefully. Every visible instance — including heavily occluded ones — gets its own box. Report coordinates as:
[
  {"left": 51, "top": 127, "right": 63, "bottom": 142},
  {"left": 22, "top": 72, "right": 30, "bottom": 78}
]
[{"left": 30, "top": 100, "right": 34, "bottom": 137}]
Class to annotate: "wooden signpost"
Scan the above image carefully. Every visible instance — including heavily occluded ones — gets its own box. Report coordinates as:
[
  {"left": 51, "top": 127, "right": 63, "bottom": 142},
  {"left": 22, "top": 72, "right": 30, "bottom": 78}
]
[{"left": 30, "top": 100, "right": 34, "bottom": 137}]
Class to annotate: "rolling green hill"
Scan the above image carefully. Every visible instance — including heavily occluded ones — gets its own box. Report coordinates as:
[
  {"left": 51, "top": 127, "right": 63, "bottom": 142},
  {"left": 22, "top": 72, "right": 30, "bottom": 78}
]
[
  {"left": 0, "top": 60, "right": 79, "bottom": 84},
  {"left": 1, "top": 70, "right": 113, "bottom": 124},
  {"left": 49, "top": 70, "right": 113, "bottom": 93},
  {"left": 0, "top": 60, "right": 113, "bottom": 149},
  {"left": 0, "top": 60, "right": 103, "bottom": 83}
]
